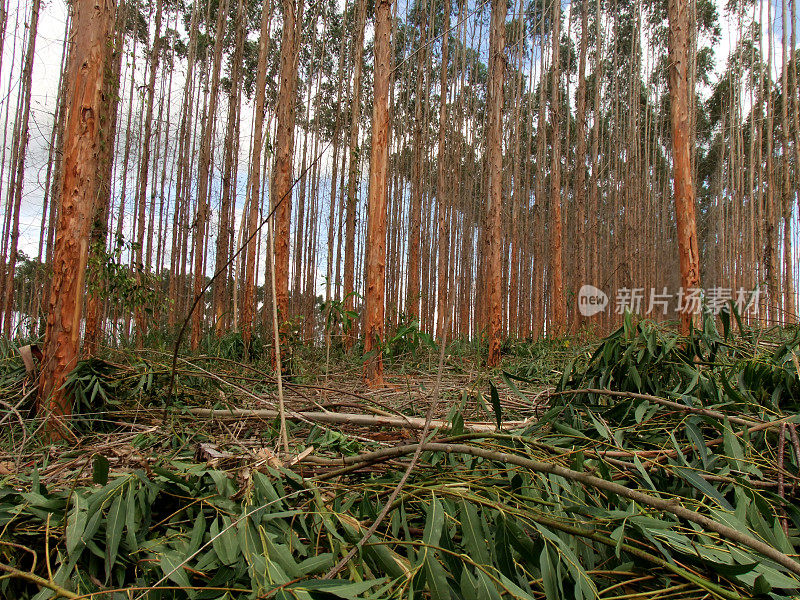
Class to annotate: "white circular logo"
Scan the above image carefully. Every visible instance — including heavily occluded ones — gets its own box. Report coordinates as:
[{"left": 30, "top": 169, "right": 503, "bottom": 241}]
[{"left": 578, "top": 285, "right": 608, "bottom": 317}]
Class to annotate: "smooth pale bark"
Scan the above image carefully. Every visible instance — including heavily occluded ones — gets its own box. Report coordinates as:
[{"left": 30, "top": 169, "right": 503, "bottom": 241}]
[
  {"left": 485, "top": 0, "right": 506, "bottom": 367},
  {"left": 39, "top": 0, "right": 116, "bottom": 436},
  {"left": 667, "top": 0, "right": 701, "bottom": 333},
  {"left": 273, "top": 0, "right": 303, "bottom": 343},
  {"left": 363, "top": 0, "right": 392, "bottom": 386}
]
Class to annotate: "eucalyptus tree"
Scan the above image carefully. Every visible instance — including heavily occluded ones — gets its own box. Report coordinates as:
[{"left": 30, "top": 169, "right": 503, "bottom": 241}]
[
  {"left": 39, "top": 0, "right": 118, "bottom": 435},
  {"left": 363, "top": 0, "right": 392, "bottom": 386},
  {"left": 485, "top": 0, "right": 506, "bottom": 366}
]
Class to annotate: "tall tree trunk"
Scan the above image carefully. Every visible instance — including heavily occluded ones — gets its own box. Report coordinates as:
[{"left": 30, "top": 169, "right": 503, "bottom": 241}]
[
  {"left": 242, "top": 0, "right": 273, "bottom": 352},
  {"left": 406, "top": 14, "right": 428, "bottom": 321},
  {"left": 485, "top": 0, "right": 506, "bottom": 366},
  {"left": 780, "top": 0, "right": 794, "bottom": 321},
  {"left": 273, "top": 0, "right": 303, "bottom": 346},
  {"left": 84, "top": 9, "right": 125, "bottom": 354},
  {"left": 363, "top": 0, "right": 392, "bottom": 386},
  {"left": 191, "top": 0, "right": 229, "bottom": 349},
  {"left": 1, "top": 0, "right": 41, "bottom": 335},
  {"left": 573, "top": 0, "right": 589, "bottom": 330},
  {"left": 214, "top": 0, "right": 246, "bottom": 335},
  {"left": 764, "top": 0, "right": 778, "bottom": 322},
  {"left": 133, "top": 0, "right": 164, "bottom": 347},
  {"left": 549, "top": 0, "right": 564, "bottom": 334},
  {"left": 38, "top": 0, "right": 116, "bottom": 436},
  {"left": 343, "top": 0, "right": 367, "bottom": 347},
  {"left": 667, "top": 0, "right": 701, "bottom": 333},
  {"left": 435, "top": 0, "right": 450, "bottom": 339}
]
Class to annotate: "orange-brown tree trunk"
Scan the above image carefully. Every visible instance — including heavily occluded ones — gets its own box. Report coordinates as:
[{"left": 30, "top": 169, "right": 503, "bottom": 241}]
[
  {"left": 241, "top": 0, "right": 272, "bottom": 353},
  {"left": 363, "top": 0, "right": 392, "bottom": 386},
  {"left": 485, "top": 0, "right": 506, "bottom": 367},
  {"left": 549, "top": 0, "right": 564, "bottom": 334},
  {"left": 38, "top": 0, "right": 115, "bottom": 436},
  {"left": 667, "top": 0, "right": 701, "bottom": 333},
  {"left": 273, "top": 0, "right": 303, "bottom": 334},
  {"left": 406, "top": 16, "right": 427, "bottom": 320},
  {"left": 573, "top": 0, "right": 589, "bottom": 331},
  {"left": 214, "top": 0, "right": 246, "bottom": 336},
  {"left": 84, "top": 11, "right": 125, "bottom": 355}
]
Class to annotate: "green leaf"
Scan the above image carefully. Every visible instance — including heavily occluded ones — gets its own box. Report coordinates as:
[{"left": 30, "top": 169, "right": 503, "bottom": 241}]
[
  {"left": 423, "top": 495, "right": 445, "bottom": 547},
  {"left": 105, "top": 493, "right": 125, "bottom": 580},
  {"left": 292, "top": 578, "right": 385, "bottom": 599},
  {"left": 93, "top": 455, "right": 109, "bottom": 485},
  {"left": 298, "top": 553, "right": 335, "bottom": 575},
  {"left": 722, "top": 419, "right": 745, "bottom": 472},
  {"left": 159, "top": 550, "right": 194, "bottom": 596},
  {"left": 66, "top": 494, "right": 88, "bottom": 559},
  {"left": 672, "top": 464, "right": 734, "bottom": 511},
  {"left": 473, "top": 570, "right": 503, "bottom": 600},
  {"left": 539, "top": 546, "right": 560, "bottom": 600},
  {"left": 489, "top": 382, "right": 502, "bottom": 430},
  {"left": 459, "top": 501, "right": 491, "bottom": 566},
  {"left": 423, "top": 551, "right": 452, "bottom": 600},
  {"left": 210, "top": 516, "right": 239, "bottom": 566}
]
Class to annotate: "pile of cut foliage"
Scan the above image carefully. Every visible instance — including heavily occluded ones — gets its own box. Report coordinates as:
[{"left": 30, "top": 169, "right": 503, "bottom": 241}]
[{"left": 1, "top": 312, "right": 800, "bottom": 599}]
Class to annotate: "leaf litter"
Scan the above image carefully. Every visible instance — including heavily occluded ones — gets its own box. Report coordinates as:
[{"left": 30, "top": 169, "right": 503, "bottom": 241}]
[{"left": 0, "top": 314, "right": 799, "bottom": 599}]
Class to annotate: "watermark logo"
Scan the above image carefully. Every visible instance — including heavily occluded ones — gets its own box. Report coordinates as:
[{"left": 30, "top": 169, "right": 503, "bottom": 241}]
[
  {"left": 577, "top": 285, "right": 764, "bottom": 317},
  {"left": 579, "top": 285, "right": 609, "bottom": 317}
]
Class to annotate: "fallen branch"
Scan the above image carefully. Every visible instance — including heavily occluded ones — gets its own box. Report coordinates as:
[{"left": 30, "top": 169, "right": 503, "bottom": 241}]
[
  {"left": 186, "top": 407, "right": 529, "bottom": 432},
  {"left": 0, "top": 562, "right": 78, "bottom": 599},
  {"left": 546, "top": 388, "right": 764, "bottom": 427},
  {"left": 311, "top": 440, "right": 800, "bottom": 578}
]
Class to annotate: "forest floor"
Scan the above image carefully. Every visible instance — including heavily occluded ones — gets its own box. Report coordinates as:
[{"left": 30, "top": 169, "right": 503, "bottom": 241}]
[{"left": 2, "top": 317, "right": 800, "bottom": 599}]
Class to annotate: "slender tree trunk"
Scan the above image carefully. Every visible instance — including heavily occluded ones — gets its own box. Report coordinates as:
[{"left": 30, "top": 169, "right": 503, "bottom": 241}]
[
  {"left": 485, "top": 0, "right": 506, "bottom": 366},
  {"left": 549, "top": 0, "right": 564, "bottom": 334},
  {"left": 38, "top": 0, "right": 116, "bottom": 436},
  {"left": 573, "top": 0, "right": 589, "bottom": 330},
  {"left": 764, "top": 0, "right": 778, "bottom": 322},
  {"left": 191, "top": 0, "right": 229, "bottom": 349},
  {"left": 132, "top": 0, "right": 163, "bottom": 347},
  {"left": 667, "top": 0, "right": 701, "bottom": 333},
  {"left": 273, "top": 0, "right": 304, "bottom": 350},
  {"left": 2, "top": 0, "right": 41, "bottom": 335},
  {"left": 344, "top": 0, "right": 367, "bottom": 347},
  {"left": 406, "top": 15, "right": 428, "bottom": 321},
  {"left": 435, "top": 0, "right": 450, "bottom": 340},
  {"left": 363, "top": 0, "right": 392, "bottom": 386},
  {"left": 84, "top": 10, "right": 125, "bottom": 354},
  {"left": 780, "top": 0, "right": 794, "bottom": 321},
  {"left": 214, "top": 0, "right": 246, "bottom": 335},
  {"left": 242, "top": 0, "right": 273, "bottom": 351}
]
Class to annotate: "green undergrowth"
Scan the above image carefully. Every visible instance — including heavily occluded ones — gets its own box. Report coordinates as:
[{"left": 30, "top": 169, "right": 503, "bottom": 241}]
[{"left": 1, "top": 314, "right": 800, "bottom": 599}]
